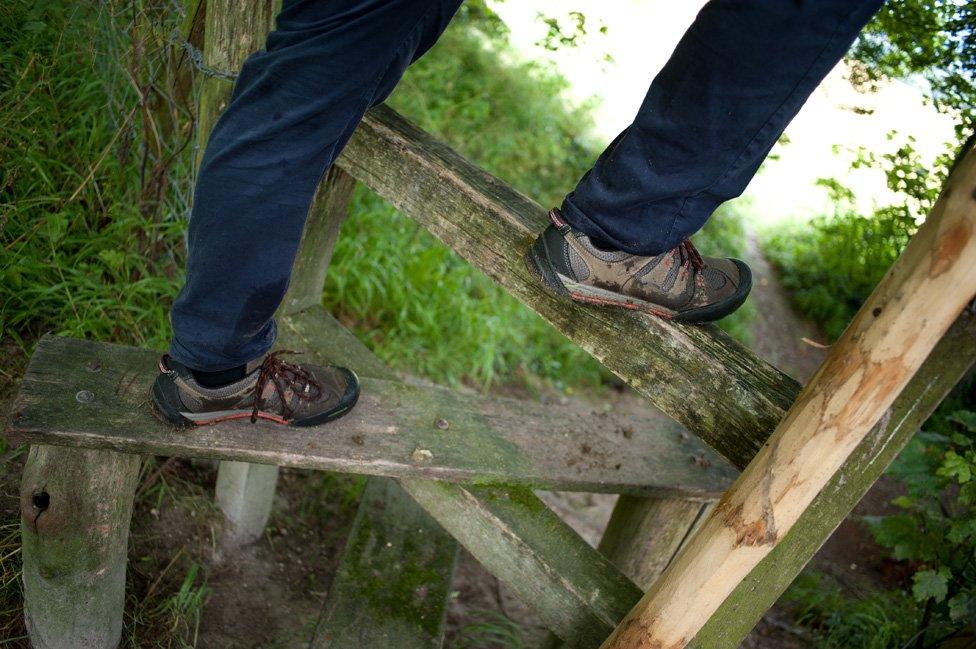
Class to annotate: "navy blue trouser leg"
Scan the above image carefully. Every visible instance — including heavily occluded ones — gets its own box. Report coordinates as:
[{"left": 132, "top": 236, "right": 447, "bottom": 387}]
[
  {"left": 560, "top": 0, "right": 884, "bottom": 256},
  {"left": 169, "top": 0, "right": 462, "bottom": 371}
]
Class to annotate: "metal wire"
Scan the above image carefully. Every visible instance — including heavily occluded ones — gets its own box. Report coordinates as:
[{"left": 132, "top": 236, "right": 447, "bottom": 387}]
[{"left": 170, "top": 30, "right": 239, "bottom": 81}]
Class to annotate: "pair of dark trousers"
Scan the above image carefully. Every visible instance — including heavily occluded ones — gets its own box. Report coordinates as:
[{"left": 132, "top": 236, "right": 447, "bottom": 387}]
[{"left": 169, "top": 0, "right": 884, "bottom": 371}]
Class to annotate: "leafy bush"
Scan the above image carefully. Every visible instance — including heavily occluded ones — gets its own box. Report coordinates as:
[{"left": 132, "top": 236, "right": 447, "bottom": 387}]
[
  {"left": 865, "top": 406, "right": 976, "bottom": 641},
  {"left": 785, "top": 571, "right": 920, "bottom": 649},
  {"left": 763, "top": 136, "right": 953, "bottom": 341}
]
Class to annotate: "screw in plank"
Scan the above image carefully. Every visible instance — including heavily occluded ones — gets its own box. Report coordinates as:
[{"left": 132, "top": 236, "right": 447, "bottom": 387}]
[{"left": 75, "top": 390, "right": 95, "bottom": 404}]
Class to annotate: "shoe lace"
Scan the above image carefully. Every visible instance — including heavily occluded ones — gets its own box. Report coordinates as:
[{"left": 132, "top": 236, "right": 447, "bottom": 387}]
[
  {"left": 251, "top": 350, "right": 322, "bottom": 423},
  {"left": 676, "top": 239, "right": 704, "bottom": 271}
]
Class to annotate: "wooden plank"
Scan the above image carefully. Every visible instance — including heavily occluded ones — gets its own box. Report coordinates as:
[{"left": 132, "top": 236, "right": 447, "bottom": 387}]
[
  {"left": 688, "top": 305, "right": 976, "bottom": 647},
  {"left": 198, "top": 0, "right": 279, "bottom": 545},
  {"left": 401, "top": 480, "right": 643, "bottom": 648},
  {"left": 598, "top": 496, "right": 710, "bottom": 589},
  {"left": 601, "top": 145, "right": 976, "bottom": 648},
  {"left": 5, "top": 335, "right": 734, "bottom": 498},
  {"left": 310, "top": 478, "right": 458, "bottom": 648},
  {"left": 336, "top": 105, "right": 801, "bottom": 469},
  {"left": 20, "top": 446, "right": 141, "bottom": 649}
]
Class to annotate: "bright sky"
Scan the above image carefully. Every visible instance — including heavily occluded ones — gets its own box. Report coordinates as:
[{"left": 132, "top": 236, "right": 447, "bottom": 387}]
[{"left": 490, "top": 0, "right": 957, "bottom": 226}]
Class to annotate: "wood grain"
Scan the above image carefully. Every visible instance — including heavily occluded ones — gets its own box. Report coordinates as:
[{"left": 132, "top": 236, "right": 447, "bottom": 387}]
[
  {"left": 20, "top": 446, "right": 141, "bottom": 649},
  {"left": 401, "top": 479, "right": 643, "bottom": 648},
  {"left": 310, "top": 478, "right": 458, "bottom": 648}
]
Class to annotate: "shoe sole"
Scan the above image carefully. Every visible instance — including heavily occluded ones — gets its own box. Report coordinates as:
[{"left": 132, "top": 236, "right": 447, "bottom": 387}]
[
  {"left": 150, "top": 368, "right": 361, "bottom": 428},
  {"left": 525, "top": 237, "right": 753, "bottom": 323}
]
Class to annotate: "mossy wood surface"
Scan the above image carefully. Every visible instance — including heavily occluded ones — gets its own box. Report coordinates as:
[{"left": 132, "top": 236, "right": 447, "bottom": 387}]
[
  {"left": 401, "top": 479, "right": 643, "bottom": 648},
  {"left": 19, "top": 446, "right": 141, "bottom": 649},
  {"left": 598, "top": 496, "right": 710, "bottom": 589},
  {"left": 7, "top": 334, "right": 733, "bottom": 497},
  {"left": 688, "top": 307, "right": 976, "bottom": 648},
  {"left": 603, "top": 146, "right": 976, "bottom": 648},
  {"left": 280, "top": 166, "right": 356, "bottom": 315},
  {"left": 336, "top": 105, "right": 801, "bottom": 468},
  {"left": 310, "top": 478, "right": 458, "bottom": 648},
  {"left": 273, "top": 122, "right": 459, "bottom": 643}
]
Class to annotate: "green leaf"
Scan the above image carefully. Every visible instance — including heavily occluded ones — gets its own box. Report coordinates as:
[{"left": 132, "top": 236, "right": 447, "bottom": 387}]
[
  {"left": 950, "top": 410, "right": 976, "bottom": 433},
  {"left": 947, "top": 593, "right": 972, "bottom": 621},
  {"left": 937, "top": 450, "right": 972, "bottom": 484},
  {"left": 911, "top": 569, "right": 948, "bottom": 603}
]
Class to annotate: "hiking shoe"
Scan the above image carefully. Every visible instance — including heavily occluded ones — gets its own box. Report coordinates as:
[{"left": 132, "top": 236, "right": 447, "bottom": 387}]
[
  {"left": 151, "top": 351, "right": 360, "bottom": 427},
  {"left": 525, "top": 209, "right": 752, "bottom": 322}
]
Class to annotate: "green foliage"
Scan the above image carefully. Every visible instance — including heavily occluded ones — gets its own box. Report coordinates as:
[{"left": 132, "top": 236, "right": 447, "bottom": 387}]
[
  {"left": 785, "top": 571, "right": 920, "bottom": 648},
  {"left": 0, "top": 0, "right": 186, "bottom": 352},
  {"left": 452, "top": 610, "right": 525, "bottom": 648},
  {"left": 763, "top": 135, "right": 954, "bottom": 340},
  {"left": 865, "top": 406, "right": 976, "bottom": 635},
  {"left": 851, "top": 0, "right": 975, "bottom": 134},
  {"left": 324, "top": 18, "right": 754, "bottom": 387}
]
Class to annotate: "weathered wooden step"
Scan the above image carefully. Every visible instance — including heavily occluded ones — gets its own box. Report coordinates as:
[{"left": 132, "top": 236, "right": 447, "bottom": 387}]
[{"left": 6, "top": 335, "right": 735, "bottom": 497}]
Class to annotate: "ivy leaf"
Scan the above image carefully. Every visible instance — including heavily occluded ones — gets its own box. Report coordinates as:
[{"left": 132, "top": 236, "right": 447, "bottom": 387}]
[
  {"left": 938, "top": 450, "right": 972, "bottom": 484},
  {"left": 912, "top": 569, "right": 948, "bottom": 603},
  {"left": 947, "top": 592, "right": 973, "bottom": 621}
]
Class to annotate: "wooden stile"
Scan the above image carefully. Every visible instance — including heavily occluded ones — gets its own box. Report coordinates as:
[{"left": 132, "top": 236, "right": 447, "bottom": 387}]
[{"left": 601, "top": 145, "right": 976, "bottom": 649}]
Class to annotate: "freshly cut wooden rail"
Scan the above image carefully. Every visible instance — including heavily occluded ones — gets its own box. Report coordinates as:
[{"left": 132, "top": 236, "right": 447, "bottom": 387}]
[
  {"left": 337, "top": 105, "right": 801, "bottom": 468},
  {"left": 6, "top": 335, "right": 734, "bottom": 498},
  {"left": 602, "top": 144, "right": 976, "bottom": 648}
]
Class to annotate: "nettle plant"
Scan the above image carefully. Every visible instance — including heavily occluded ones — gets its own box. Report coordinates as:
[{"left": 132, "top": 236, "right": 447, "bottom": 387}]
[{"left": 867, "top": 406, "right": 976, "bottom": 635}]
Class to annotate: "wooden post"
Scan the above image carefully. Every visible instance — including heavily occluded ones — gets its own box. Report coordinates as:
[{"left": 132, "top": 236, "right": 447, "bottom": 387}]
[
  {"left": 195, "top": 0, "right": 280, "bottom": 546},
  {"left": 280, "top": 167, "right": 356, "bottom": 315},
  {"left": 598, "top": 496, "right": 710, "bottom": 588},
  {"left": 20, "top": 446, "right": 141, "bottom": 649},
  {"left": 601, "top": 145, "right": 976, "bottom": 648}
]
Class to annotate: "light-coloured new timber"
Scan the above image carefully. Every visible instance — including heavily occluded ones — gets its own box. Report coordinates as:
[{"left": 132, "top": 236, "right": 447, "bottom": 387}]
[
  {"left": 7, "top": 335, "right": 734, "bottom": 498},
  {"left": 20, "top": 446, "right": 141, "bottom": 649},
  {"left": 601, "top": 144, "right": 976, "bottom": 648},
  {"left": 281, "top": 308, "right": 680, "bottom": 646},
  {"left": 689, "top": 306, "right": 976, "bottom": 647}
]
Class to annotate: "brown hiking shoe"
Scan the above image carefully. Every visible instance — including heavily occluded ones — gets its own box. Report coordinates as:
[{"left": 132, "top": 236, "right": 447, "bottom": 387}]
[
  {"left": 151, "top": 351, "right": 360, "bottom": 427},
  {"left": 525, "top": 209, "right": 752, "bottom": 322}
]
